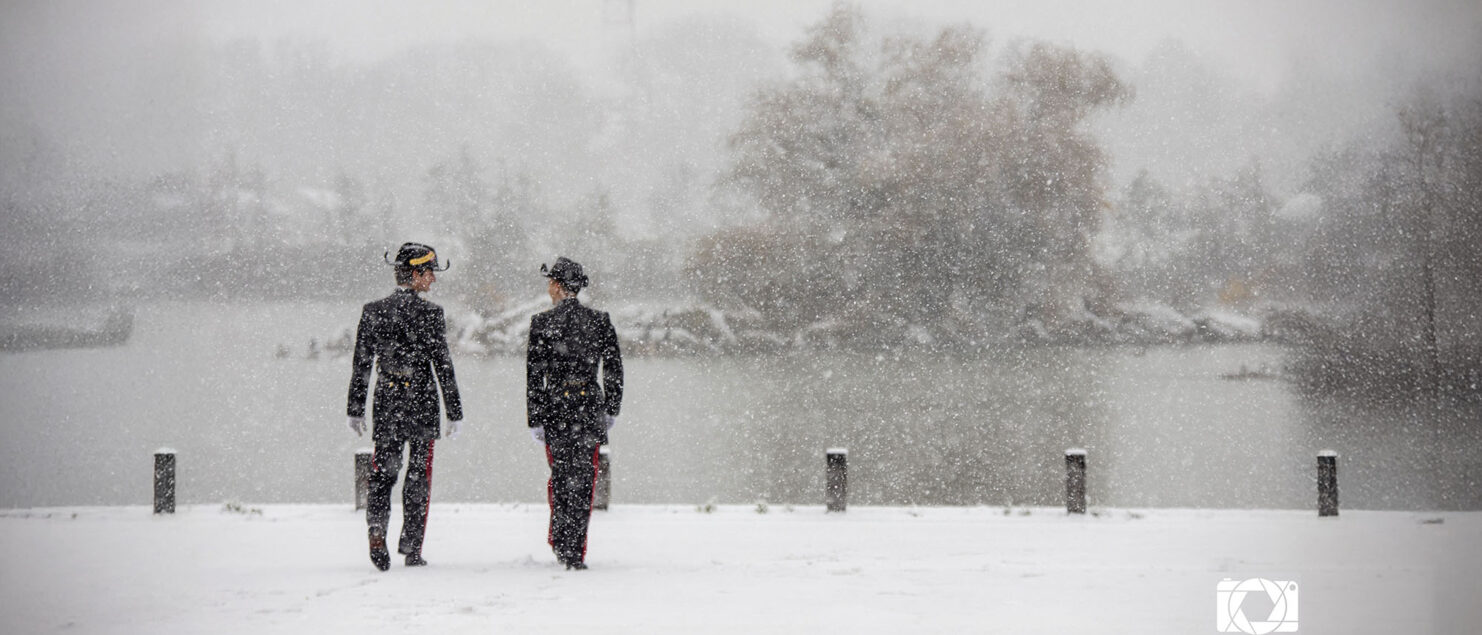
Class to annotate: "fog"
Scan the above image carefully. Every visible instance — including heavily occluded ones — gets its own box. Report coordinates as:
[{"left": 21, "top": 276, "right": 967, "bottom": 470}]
[{"left": 5, "top": 0, "right": 1479, "bottom": 232}]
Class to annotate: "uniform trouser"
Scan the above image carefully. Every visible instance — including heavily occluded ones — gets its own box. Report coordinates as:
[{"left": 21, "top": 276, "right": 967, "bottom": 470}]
[
  {"left": 545, "top": 439, "right": 602, "bottom": 564},
  {"left": 367, "top": 436, "right": 436, "bottom": 556}
]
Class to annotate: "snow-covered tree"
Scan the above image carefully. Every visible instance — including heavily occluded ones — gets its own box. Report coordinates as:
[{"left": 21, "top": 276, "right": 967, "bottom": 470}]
[{"left": 706, "top": 2, "right": 1129, "bottom": 340}]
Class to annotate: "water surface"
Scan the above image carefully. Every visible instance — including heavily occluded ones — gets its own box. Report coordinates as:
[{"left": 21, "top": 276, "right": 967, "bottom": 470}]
[{"left": 1, "top": 301, "right": 1477, "bottom": 510}]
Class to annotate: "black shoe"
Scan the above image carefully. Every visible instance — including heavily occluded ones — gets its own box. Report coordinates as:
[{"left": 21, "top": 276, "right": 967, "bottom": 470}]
[
  {"left": 565, "top": 561, "right": 588, "bottom": 571},
  {"left": 404, "top": 553, "right": 428, "bottom": 567},
  {"left": 368, "top": 530, "right": 390, "bottom": 572}
]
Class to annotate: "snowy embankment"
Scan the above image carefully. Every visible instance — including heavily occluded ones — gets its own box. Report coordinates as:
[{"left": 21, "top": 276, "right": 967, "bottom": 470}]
[
  {"left": 312, "top": 299, "right": 1270, "bottom": 358},
  {"left": 2, "top": 504, "right": 1477, "bottom": 634}
]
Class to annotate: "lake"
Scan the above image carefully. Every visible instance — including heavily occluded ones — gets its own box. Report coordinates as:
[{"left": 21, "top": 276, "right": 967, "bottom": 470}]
[{"left": 1, "top": 300, "right": 1478, "bottom": 510}]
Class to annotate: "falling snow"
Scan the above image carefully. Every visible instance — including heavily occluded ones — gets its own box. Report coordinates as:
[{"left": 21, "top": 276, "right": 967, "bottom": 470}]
[{"left": 2, "top": 1, "right": 1481, "bottom": 632}]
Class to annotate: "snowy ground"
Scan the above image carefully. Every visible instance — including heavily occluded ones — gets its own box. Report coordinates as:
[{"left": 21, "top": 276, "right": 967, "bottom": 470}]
[{"left": 2, "top": 504, "right": 1477, "bottom": 634}]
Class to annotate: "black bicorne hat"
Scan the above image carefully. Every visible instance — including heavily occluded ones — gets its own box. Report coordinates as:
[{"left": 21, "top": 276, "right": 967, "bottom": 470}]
[
  {"left": 384, "top": 242, "right": 450, "bottom": 272},
  {"left": 541, "top": 256, "right": 588, "bottom": 291}
]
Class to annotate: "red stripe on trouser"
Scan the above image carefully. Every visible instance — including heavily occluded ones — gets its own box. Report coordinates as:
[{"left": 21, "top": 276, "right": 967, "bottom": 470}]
[
  {"left": 581, "top": 445, "right": 601, "bottom": 560},
  {"left": 420, "top": 440, "right": 434, "bottom": 545},
  {"left": 545, "top": 445, "right": 555, "bottom": 548}
]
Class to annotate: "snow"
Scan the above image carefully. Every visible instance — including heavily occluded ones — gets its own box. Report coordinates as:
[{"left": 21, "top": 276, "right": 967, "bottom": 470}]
[
  {"left": 3, "top": 504, "right": 1477, "bottom": 634},
  {"left": 1276, "top": 192, "right": 1322, "bottom": 221},
  {"left": 1194, "top": 308, "right": 1264, "bottom": 339}
]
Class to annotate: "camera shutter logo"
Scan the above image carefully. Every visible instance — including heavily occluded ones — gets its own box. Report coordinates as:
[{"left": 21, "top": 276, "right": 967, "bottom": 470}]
[{"left": 1216, "top": 578, "right": 1299, "bottom": 634}]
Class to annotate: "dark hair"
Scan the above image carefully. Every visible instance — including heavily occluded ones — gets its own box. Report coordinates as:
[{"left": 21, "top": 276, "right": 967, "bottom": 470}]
[{"left": 395, "top": 265, "right": 415, "bottom": 285}]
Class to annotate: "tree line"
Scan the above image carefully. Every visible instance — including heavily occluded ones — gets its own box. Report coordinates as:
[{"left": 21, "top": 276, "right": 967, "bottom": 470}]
[{"left": 688, "top": 3, "right": 1480, "bottom": 394}]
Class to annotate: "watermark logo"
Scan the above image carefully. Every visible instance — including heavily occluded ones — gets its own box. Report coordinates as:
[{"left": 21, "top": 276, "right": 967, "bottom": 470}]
[{"left": 1216, "top": 578, "right": 1299, "bottom": 633}]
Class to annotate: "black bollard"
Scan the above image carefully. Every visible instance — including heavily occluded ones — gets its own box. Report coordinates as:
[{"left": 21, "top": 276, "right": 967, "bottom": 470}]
[
  {"left": 594, "top": 446, "right": 612, "bottom": 511},
  {"left": 1065, "top": 449, "right": 1087, "bottom": 514},
  {"left": 154, "top": 449, "right": 176, "bottom": 514},
  {"left": 1318, "top": 450, "right": 1339, "bottom": 517},
  {"left": 826, "top": 448, "right": 848, "bottom": 513},
  {"left": 354, "top": 449, "right": 372, "bottom": 511}
]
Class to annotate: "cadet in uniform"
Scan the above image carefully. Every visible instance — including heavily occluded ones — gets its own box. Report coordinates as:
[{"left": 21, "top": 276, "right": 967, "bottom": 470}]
[
  {"left": 346, "top": 242, "right": 463, "bottom": 571},
  {"left": 526, "top": 257, "right": 623, "bottom": 570}
]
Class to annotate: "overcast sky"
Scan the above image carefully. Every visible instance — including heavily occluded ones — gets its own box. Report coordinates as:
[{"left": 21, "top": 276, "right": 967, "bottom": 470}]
[
  {"left": 3, "top": 0, "right": 1480, "bottom": 192},
  {"left": 10, "top": 0, "right": 1480, "bottom": 88}
]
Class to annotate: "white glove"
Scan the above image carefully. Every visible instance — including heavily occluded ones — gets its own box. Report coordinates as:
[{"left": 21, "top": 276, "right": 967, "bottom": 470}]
[
  {"left": 445, "top": 419, "right": 462, "bottom": 440},
  {"left": 603, "top": 414, "right": 618, "bottom": 431},
  {"left": 531, "top": 426, "right": 545, "bottom": 444},
  {"left": 347, "top": 416, "right": 366, "bottom": 437}
]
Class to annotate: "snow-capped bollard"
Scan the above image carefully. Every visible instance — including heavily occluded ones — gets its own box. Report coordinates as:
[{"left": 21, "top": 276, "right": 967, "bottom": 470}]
[
  {"left": 1318, "top": 450, "right": 1339, "bottom": 517},
  {"left": 825, "top": 448, "right": 848, "bottom": 513},
  {"left": 153, "top": 448, "right": 176, "bottom": 514},
  {"left": 594, "top": 446, "right": 612, "bottom": 511},
  {"left": 1065, "top": 448, "right": 1087, "bottom": 514},
  {"left": 354, "top": 449, "right": 372, "bottom": 511}
]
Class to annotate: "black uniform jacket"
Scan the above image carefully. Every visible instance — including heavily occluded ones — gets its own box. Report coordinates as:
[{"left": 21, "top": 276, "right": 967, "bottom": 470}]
[
  {"left": 347, "top": 288, "right": 462, "bottom": 442},
  {"left": 526, "top": 298, "right": 623, "bottom": 444}
]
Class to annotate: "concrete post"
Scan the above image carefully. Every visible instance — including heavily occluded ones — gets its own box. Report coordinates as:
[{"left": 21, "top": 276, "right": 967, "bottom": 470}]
[
  {"left": 1065, "top": 448, "right": 1087, "bottom": 514},
  {"left": 594, "top": 446, "right": 612, "bottom": 511},
  {"left": 354, "top": 449, "right": 372, "bottom": 511},
  {"left": 826, "top": 448, "right": 848, "bottom": 513},
  {"left": 1318, "top": 450, "right": 1339, "bottom": 517},
  {"left": 153, "top": 448, "right": 176, "bottom": 514}
]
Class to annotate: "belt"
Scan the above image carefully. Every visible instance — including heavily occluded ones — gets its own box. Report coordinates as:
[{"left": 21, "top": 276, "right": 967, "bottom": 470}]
[
  {"left": 560, "top": 378, "right": 593, "bottom": 398},
  {"left": 380, "top": 370, "right": 417, "bottom": 389}
]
